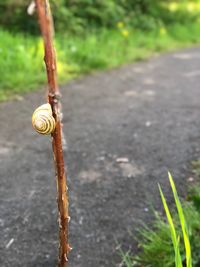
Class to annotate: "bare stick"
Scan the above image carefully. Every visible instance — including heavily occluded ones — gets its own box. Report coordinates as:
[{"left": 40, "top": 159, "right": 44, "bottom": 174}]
[{"left": 35, "top": 1, "right": 70, "bottom": 266}]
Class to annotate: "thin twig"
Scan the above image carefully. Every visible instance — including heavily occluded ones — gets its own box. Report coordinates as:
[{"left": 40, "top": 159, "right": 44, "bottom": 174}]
[{"left": 35, "top": 1, "right": 70, "bottom": 266}]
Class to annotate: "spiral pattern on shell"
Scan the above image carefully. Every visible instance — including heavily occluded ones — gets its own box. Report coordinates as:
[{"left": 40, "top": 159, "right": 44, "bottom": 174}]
[{"left": 32, "top": 103, "right": 56, "bottom": 135}]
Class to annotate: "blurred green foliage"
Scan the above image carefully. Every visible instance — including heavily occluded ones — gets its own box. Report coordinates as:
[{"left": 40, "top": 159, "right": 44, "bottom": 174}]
[
  {"left": 1, "top": 0, "right": 200, "bottom": 100},
  {"left": 1, "top": 0, "right": 200, "bottom": 34},
  {"left": 1, "top": 22, "right": 200, "bottom": 101}
]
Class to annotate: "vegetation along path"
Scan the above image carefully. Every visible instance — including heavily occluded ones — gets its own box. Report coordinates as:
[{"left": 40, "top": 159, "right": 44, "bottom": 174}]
[{"left": 1, "top": 48, "right": 200, "bottom": 267}]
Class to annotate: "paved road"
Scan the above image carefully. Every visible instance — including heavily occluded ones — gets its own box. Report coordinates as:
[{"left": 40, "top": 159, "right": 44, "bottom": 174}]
[{"left": 0, "top": 48, "right": 200, "bottom": 267}]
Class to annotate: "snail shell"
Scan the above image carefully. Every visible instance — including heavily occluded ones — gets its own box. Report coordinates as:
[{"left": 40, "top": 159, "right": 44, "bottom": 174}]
[{"left": 32, "top": 103, "right": 56, "bottom": 135}]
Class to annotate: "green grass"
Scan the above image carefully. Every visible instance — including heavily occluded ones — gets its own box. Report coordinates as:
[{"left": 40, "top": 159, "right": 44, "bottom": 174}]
[
  {"left": 159, "top": 173, "right": 192, "bottom": 267},
  {"left": 122, "top": 203, "right": 200, "bottom": 267},
  {"left": 122, "top": 172, "right": 200, "bottom": 267},
  {"left": 158, "top": 178, "right": 183, "bottom": 267},
  {"left": 1, "top": 22, "right": 200, "bottom": 101}
]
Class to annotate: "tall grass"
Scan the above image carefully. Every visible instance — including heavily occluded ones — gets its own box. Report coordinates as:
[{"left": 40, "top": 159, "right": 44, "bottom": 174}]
[
  {"left": 159, "top": 185, "right": 183, "bottom": 267},
  {"left": 122, "top": 173, "right": 197, "bottom": 267},
  {"left": 1, "top": 23, "right": 200, "bottom": 100},
  {"left": 159, "top": 173, "right": 192, "bottom": 267}
]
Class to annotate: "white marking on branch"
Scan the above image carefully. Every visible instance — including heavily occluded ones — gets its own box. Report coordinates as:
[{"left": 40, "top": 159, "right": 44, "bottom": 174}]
[{"left": 27, "top": 1, "right": 36, "bottom": 15}]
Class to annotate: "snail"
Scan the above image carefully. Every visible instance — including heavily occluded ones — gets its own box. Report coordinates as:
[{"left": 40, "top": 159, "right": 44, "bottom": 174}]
[{"left": 32, "top": 103, "right": 56, "bottom": 135}]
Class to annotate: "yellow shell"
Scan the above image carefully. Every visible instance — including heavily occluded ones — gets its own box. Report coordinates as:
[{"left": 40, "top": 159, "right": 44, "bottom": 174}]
[{"left": 32, "top": 103, "right": 56, "bottom": 135}]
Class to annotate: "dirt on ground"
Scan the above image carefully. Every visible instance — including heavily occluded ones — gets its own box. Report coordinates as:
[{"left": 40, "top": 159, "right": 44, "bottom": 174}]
[{"left": 0, "top": 48, "right": 200, "bottom": 267}]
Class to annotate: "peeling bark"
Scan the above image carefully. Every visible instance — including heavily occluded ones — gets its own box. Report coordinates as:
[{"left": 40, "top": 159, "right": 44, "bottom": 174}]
[{"left": 35, "top": 1, "right": 70, "bottom": 266}]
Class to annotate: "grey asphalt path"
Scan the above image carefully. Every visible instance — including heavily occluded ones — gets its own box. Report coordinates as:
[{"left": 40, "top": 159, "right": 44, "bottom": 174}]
[{"left": 0, "top": 48, "right": 200, "bottom": 267}]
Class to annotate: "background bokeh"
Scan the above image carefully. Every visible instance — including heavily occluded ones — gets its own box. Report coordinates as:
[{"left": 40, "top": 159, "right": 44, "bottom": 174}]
[{"left": 0, "top": 1, "right": 200, "bottom": 99}]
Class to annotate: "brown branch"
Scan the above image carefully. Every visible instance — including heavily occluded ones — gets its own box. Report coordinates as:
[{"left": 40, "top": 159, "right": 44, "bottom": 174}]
[{"left": 35, "top": 1, "right": 70, "bottom": 266}]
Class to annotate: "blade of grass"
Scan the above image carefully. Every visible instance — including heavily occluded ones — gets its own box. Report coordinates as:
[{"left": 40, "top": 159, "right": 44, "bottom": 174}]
[
  {"left": 159, "top": 184, "right": 183, "bottom": 267},
  {"left": 168, "top": 172, "right": 192, "bottom": 267},
  {"left": 120, "top": 250, "right": 134, "bottom": 267},
  {"left": 175, "top": 236, "right": 181, "bottom": 267}
]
